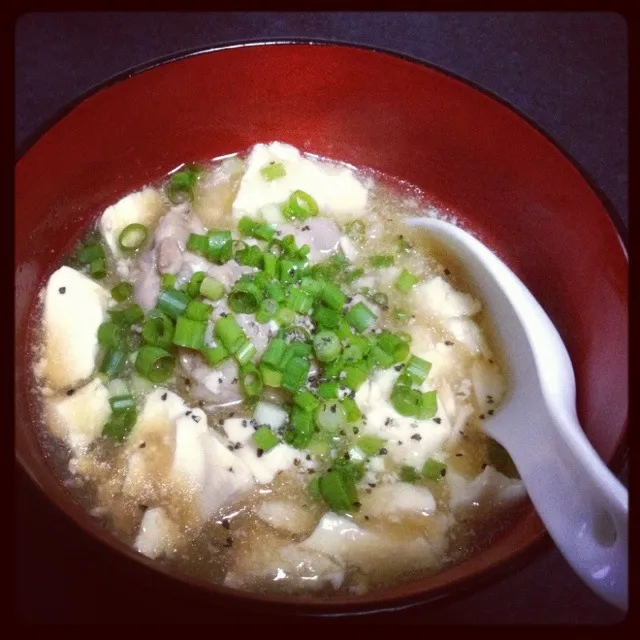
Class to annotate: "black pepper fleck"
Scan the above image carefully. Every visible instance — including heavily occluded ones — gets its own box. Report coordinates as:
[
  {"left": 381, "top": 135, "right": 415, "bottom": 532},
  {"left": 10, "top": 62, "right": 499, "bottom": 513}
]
[
  {"left": 66, "top": 389, "right": 75, "bottom": 396},
  {"left": 444, "top": 340, "right": 454, "bottom": 346},
  {"left": 353, "top": 427, "right": 359, "bottom": 434},
  {"left": 220, "top": 312, "right": 228, "bottom": 318},
  {"left": 330, "top": 404, "right": 337, "bottom": 414},
  {"left": 455, "top": 453, "right": 464, "bottom": 457},
  {"left": 218, "top": 378, "right": 223, "bottom": 384},
  {"left": 444, "top": 268, "right": 451, "bottom": 276},
  {"left": 192, "top": 415, "right": 201, "bottom": 423},
  {"left": 364, "top": 515, "right": 370, "bottom": 521},
  {"left": 161, "top": 392, "right": 168, "bottom": 401},
  {"left": 411, "top": 434, "right": 422, "bottom": 441},
  {"left": 339, "top": 429, "right": 346, "bottom": 436},
  {"left": 139, "top": 442, "right": 146, "bottom": 449},
  {"left": 306, "top": 454, "right": 312, "bottom": 461},
  {"left": 232, "top": 378, "right": 238, "bottom": 384},
  {"left": 368, "top": 483, "right": 377, "bottom": 488},
  {"left": 479, "top": 414, "right": 485, "bottom": 419},
  {"left": 384, "top": 417, "right": 393, "bottom": 426},
  {"left": 344, "top": 453, "right": 351, "bottom": 460},
  {"left": 433, "top": 417, "right": 442, "bottom": 424},
  {"left": 228, "top": 467, "right": 234, "bottom": 473},
  {"left": 257, "top": 448, "right": 264, "bottom": 458},
  {"left": 221, "top": 519, "right": 230, "bottom": 530},
  {"left": 353, "top": 501, "right": 361, "bottom": 508},
  {"left": 394, "top": 364, "right": 403, "bottom": 371},
  {"left": 58, "top": 287, "right": 66, "bottom": 294},
  {"left": 379, "top": 448, "right": 388, "bottom": 456},
  {"left": 487, "top": 409, "right": 495, "bottom": 416},
  {"left": 224, "top": 537, "right": 233, "bottom": 548},
  {"left": 294, "top": 458, "right": 300, "bottom": 466},
  {"left": 185, "top": 410, "right": 192, "bottom": 416}
]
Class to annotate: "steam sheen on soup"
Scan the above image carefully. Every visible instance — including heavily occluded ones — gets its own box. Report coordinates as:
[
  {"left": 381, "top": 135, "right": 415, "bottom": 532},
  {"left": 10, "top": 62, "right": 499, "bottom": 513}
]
[{"left": 32, "top": 142, "right": 525, "bottom": 596}]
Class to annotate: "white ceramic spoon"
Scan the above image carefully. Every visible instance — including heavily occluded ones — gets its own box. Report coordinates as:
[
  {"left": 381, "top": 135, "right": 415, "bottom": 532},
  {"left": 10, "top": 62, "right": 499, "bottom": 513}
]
[{"left": 405, "top": 216, "right": 628, "bottom": 611}]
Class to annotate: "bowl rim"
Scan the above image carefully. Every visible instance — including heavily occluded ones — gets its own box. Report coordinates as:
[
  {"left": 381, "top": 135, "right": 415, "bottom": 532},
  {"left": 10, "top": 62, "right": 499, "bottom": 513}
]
[{"left": 15, "top": 38, "right": 628, "bottom": 616}]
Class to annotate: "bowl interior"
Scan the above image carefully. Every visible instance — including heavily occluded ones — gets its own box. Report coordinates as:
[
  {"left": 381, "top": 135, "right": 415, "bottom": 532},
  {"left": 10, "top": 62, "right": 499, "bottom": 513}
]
[{"left": 14, "top": 42, "right": 628, "bottom": 612}]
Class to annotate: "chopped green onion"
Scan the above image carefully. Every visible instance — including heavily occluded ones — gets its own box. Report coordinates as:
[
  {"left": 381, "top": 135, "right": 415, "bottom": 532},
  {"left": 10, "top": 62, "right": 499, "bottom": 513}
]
[
  {"left": 395, "top": 269, "right": 419, "bottom": 293},
  {"left": 238, "top": 216, "right": 276, "bottom": 241},
  {"left": 90, "top": 257, "right": 107, "bottom": 279},
  {"left": 284, "top": 326, "right": 312, "bottom": 345},
  {"left": 372, "top": 292, "right": 388, "bottom": 309},
  {"left": 229, "top": 281, "right": 262, "bottom": 314},
  {"left": 317, "top": 469, "right": 358, "bottom": 514},
  {"left": 346, "top": 302, "right": 377, "bottom": 332},
  {"left": 111, "top": 282, "right": 133, "bottom": 302},
  {"left": 157, "top": 289, "right": 190, "bottom": 319},
  {"left": 279, "top": 259, "right": 303, "bottom": 284},
  {"left": 100, "top": 346, "right": 129, "bottom": 378},
  {"left": 166, "top": 166, "right": 201, "bottom": 203},
  {"left": 255, "top": 298, "right": 279, "bottom": 324},
  {"left": 284, "top": 406, "right": 314, "bottom": 449},
  {"left": 186, "top": 271, "right": 206, "bottom": 298},
  {"left": 294, "top": 390, "right": 320, "bottom": 412},
  {"left": 368, "top": 345, "right": 395, "bottom": 369},
  {"left": 187, "top": 233, "right": 209, "bottom": 255},
  {"left": 252, "top": 425, "right": 280, "bottom": 452},
  {"left": 336, "top": 320, "right": 353, "bottom": 340},
  {"left": 261, "top": 338, "right": 287, "bottom": 370},
  {"left": 235, "top": 339, "right": 257, "bottom": 365},
  {"left": 322, "top": 357, "right": 344, "bottom": 380},
  {"left": 240, "top": 363, "right": 262, "bottom": 399},
  {"left": 313, "top": 330, "right": 341, "bottom": 363},
  {"left": 118, "top": 224, "right": 148, "bottom": 252},
  {"left": 404, "top": 355, "right": 432, "bottom": 384},
  {"left": 200, "top": 276, "right": 225, "bottom": 301},
  {"left": 343, "top": 363, "right": 369, "bottom": 391},
  {"left": 97, "top": 321, "right": 124, "bottom": 348},
  {"left": 215, "top": 316, "right": 247, "bottom": 355},
  {"left": 235, "top": 244, "right": 264, "bottom": 268},
  {"left": 281, "top": 356, "right": 310, "bottom": 393},
  {"left": 102, "top": 409, "right": 137, "bottom": 441},
  {"left": 109, "top": 394, "right": 136, "bottom": 414},
  {"left": 259, "top": 364, "right": 282, "bottom": 387},
  {"left": 172, "top": 317, "right": 207, "bottom": 350},
  {"left": 186, "top": 299, "right": 212, "bottom": 322},
  {"left": 263, "top": 253, "right": 277, "bottom": 278},
  {"left": 77, "top": 242, "right": 105, "bottom": 264},
  {"left": 300, "top": 277, "right": 325, "bottom": 297},
  {"left": 369, "top": 255, "right": 394, "bottom": 268},
  {"left": 161, "top": 273, "right": 177, "bottom": 290},
  {"left": 377, "top": 331, "right": 410, "bottom": 363},
  {"left": 313, "top": 305, "right": 342, "bottom": 329},
  {"left": 390, "top": 386, "right": 424, "bottom": 417},
  {"left": 282, "top": 189, "right": 319, "bottom": 220},
  {"left": 315, "top": 400, "right": 347, "bottom": 433},
  {"left": 342, "top": 397, "right": 362, "bottom": 422},
  {"left": 201, "top": 343, "right": 229, "bottom": 367},
  {"left": 307, "top": 433, "right": 335, "bottom": 459},
  {"left": 342, "top": 343, "right": 364, "bottom": 363},
  {"left": 346, "top": 219, "right": 366, "bottom": 241},
  {"left": 344, "top": 267, "right": 364, "bottom": 283},
  {"left": 417, "top": 390, "right": 438, "bottom": 420},
  {"left": 286, "top": 286, "right": 314, "bottom": 314},
  {"left": 319, "top": 282, "right": 347, "bottom": 311},
  {"left": 309, "top": 475, "right": 322, "bottom": 498},
  {"left": 317, "top": 381, "right": 339, "bottom": 399},
  {"left": 142, "top": 310, "right": 174, "bottom": 350},
  {"left": 265, "top": 281, "right": 285, "bottom": 302},
  {"left": 206, "top": 231, "right": 233, "bottom": 264},
  {"left": 260, "top": 161, "right": 286, "bottom": 181},
  {"left": 276, "top": 306, "right": 296, "bottom": 327},
  {"left": 400, "top": 466, "right": 421, "bottom": 483},
  {"left": 422, "top": 458, "right": 447, "bottom": 481},
  {"left": 393, "top": 308, "right": 413, "bottom": 323},
  {"left": 358, "top": 435, "right": 387, "bottom": 457}
]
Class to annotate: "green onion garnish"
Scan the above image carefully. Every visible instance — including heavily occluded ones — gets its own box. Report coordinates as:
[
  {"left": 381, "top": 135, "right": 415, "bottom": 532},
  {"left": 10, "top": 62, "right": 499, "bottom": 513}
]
[
  {"left": 276, "top": 306, "right": 296, "bottom": 327},
  {"left": 214, "top": 315, "right": 247, "bottom": 355},
  {"left": 201, "top": 343, "right": 229, "bottom": 367},
  {"left": 109, "top": 394, "right": 136, "bottom": 414},
  {"left": 261, "top": 338, "right": 287, "bottom": 370},
  {"left": 284, "top": 406, "right": 314, "bottom": 449},
  {"left": 161, "top": 273, "right": 177, "bottom": 290},
  {"left": 166, "top": 165, "right": 202, "bottom": 204},
  {"left": 172, "top": 317, "right": 207, "bottom": 350},
  {"left": 294, "top": 390, "right": 320, "bottom": 413},
  {"left": 400, "top": 466, "right": 421, "bottom": 483},
  {"left": 229, "top": 281, "right": 262, "bottom": 314},
  {"left": 252, "top": 425, "right": 280, "bottom": 452},
  {"left": 319, "top": 282, "right": 347, "bottom": 311},
  {"left": 102, "top": 409, "right": 137, "bottom": 441},
  {"left": 238, "top": 216, "right": 276, "bottom": 241},
  {"left": 240, "top": 363, "right": 263, "bottom": 399},
  {"left": 255, "top": 298, "right": 279, "bottom": 324},
  {"left": 286, "top": 286, "right": 314, "bottom": 314},
  {"left": 390, "top": 386, "right": 424, "bottom": 417},
  {"left": 315, "top": 400, "right": 347, "bottom": 433},
  {"left": 90, "top": 257, "right": 107, "bottom": 279},
  {"left": 260, "top": 161, "right": 286, "bottom": 181},
  {"left": 100, "top": 346, "right": 129, "bottom": 378},
  {"left": 422, "top": 458, "right": 447, "bottom": 481},
  {"left": 395, "top": 269, "right": 419, "bottom": 293},
  {"left": 200, "top": 276, "right": 225, "bottom": 301},
  {"left": 235, "top": 339, "right": 257, "bottom": 366},
  {"left": 313, "top": 330, "right": 341, "bottom": 363},
  {"left": 206, "top": 231, "right": 233, "bottom": 264},
  {"left": 185, "top": 299, "right": 212, "bottom": 322},
  {"left": 111, "top": 282, "right": 133, "bottom": 302},
  {"left": 343, "top": 363, "right": 369, "bottom": 391},
  {"left": 77, "top": 242, "right": 105, "bottom": 265},
  {"left": 342, "top": 397, "right": 362, "bottom": 422},
  {"left": 369, "top": 255, "right": 394, "bottom": 268},
  {"left": 141, "top": 310, "right": 175, "bottom": 350},
  {"left": 345, "top": 302, "right": 377, "bottom": 332},
  {"left": 186, "top": 271, "right": 206, "bottom": 298},
  {"left": 313, "top": 305, "right": 342, "bottom": 329},
  {"left": 404, "top": 355, "right": 432, "bottom": 384},
  {"left": 118, "top": 223, "right": 148, "bottom": 253},
  {"left": 346, "top": 219, "right": 366, "bottom": 241},
  {"left": 317, "top": 381, "right": 339, "bottom": 399},
  {"left": 357, "top": 435, "right": 387, "bottom": 457},
  {"left": 97, "top": 321, "right": 124, "bottom": 348},
  {"left": 281, "top": 356, "right": 311, "bottom": 393},
  {"left": 134, "top": 346, "right": 175, "bottom": 383},
  {"left": 187, "top": 233, "right": 209, "bottom": 255},
  {"left": 157, "top": 288, "right": 190, "bottom": 320},
  {"left": 417, "top": 390, "right": 438, "bottom": 420},
  {"left": 259, "top": 364, "right": 282, "bottom": 388},
  {"left": 282, "top": 189, "right": 319, "bottom": 220}
]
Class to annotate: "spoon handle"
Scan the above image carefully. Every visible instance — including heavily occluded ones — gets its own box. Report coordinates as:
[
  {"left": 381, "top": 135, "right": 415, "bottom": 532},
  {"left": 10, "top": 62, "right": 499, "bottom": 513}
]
[{"left": 496, "top": 411, "right": 628, "bottom": 610}]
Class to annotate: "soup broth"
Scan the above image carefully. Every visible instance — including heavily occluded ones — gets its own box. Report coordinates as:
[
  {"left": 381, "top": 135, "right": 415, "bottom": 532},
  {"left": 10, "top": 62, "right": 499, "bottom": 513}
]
[{"left": 31, "top": 142, "right": 525, "bottom": 596}]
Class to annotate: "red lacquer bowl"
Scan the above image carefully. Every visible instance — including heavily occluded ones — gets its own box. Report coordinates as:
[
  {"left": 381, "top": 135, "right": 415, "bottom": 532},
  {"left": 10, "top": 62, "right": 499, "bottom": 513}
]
[{"left": 14, "top": 41, "right": 628, "bottom": 615}]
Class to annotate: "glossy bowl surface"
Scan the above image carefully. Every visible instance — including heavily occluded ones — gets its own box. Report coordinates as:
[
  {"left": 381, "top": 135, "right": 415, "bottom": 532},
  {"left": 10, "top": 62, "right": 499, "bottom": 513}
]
[{"left": 14, "top": 41, "right": 628, "bottom": 614}]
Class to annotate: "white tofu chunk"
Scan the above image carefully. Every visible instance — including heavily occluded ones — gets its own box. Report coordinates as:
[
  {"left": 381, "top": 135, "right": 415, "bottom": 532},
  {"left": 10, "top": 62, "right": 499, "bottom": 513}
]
[
  {"left": 38, "top": 266, "right": 110, "bottom": 391},
  {"left": 254, "top": 402, "right": 289, "bottom": 430},
  {"left": 232, "top": 142, "right": 368, "bottom": 222},
  {"left": 359, "top": 483, "right": 436, "bottom": 521},
  {"left": 471, "top": 359, "right": 506, "bottom": 412},
  {"left": 255, "top": 500, "right": 318, "bottom": 535},
  {"left": 44, "top": 378, "right": 110, "bottom": 455},
  {"left": 447, "top": 465, "right": 526, "bottom": 511},
  {"left": 128, "top": 388, "right": 189, "bottom": 445},
  {"left": 443, "top": 317, "right": 488, "bottom": 356},
  {"left": 411, "top": 276, "right": 481, "bottom": 319},
  {"left": 355, "top": 368, "right": 451, "bottom": 469},
  {"left": 170, "top": 412, "right": 209, "bottom": 491},
  {"left": 134, "top": 507, "right": 180, "bottom": 559},
  {"left": 100, "top": 187, "right": 165, "bottom": 257}
]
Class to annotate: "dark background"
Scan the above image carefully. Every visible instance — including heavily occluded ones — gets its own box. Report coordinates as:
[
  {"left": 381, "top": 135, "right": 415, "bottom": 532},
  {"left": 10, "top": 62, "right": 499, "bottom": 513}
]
[{"left": 15, "top": 12, "right": 628, "bottom": 624}]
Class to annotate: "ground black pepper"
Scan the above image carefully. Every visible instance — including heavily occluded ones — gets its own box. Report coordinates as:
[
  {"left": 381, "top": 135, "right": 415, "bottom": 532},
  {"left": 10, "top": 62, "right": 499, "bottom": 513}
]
[
  {"left": 433, "top": 417, "right": 442, "bottom": 424},
  {"left": 257, "top": 448, "right": 264, "bottom": 458},
  {"left": 139, "top": 442, "right": 146, "bottom": 449},
  {"left": 444, "top": 340, "right": 454, "bottom": 346},
  {"left": 66, "top": 389, "right": 75, "bottom": 396},
  {"left": 58, "top": 287, "right": 66, "bottom": 294},
  {"left": 192, "top": 415, "right": 201, "bottom": 423},
  {"left": 161, "top": 392, "right": 168, "bottom": 401},
  {"left": 221, "top": 519, "right": 230, "bottom": 529},
  {"left": 410, "top": 434, "right": 422, "bottom": 441},
  {"left": 379, "top": 448, "right": 388, "bottom": 455}
]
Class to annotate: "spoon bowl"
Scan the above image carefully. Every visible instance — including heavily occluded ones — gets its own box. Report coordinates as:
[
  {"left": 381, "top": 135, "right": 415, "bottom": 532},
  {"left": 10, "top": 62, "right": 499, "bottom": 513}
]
[{"left": 405, "top": 216, "right": 628, "bottom": 611}]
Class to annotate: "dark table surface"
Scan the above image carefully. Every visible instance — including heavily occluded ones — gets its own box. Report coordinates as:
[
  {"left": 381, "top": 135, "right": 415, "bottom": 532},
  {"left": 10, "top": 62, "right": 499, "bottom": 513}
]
[{"left": 15, "top": 12, "right": 628, "bottom": 625}]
